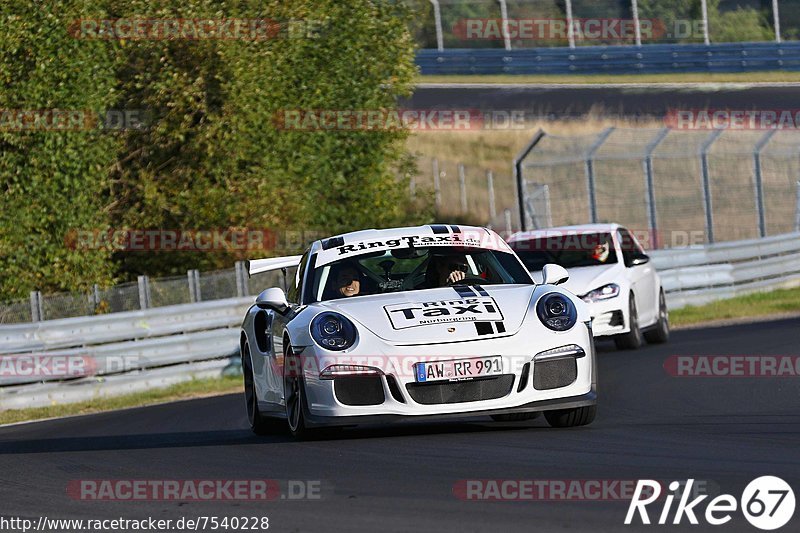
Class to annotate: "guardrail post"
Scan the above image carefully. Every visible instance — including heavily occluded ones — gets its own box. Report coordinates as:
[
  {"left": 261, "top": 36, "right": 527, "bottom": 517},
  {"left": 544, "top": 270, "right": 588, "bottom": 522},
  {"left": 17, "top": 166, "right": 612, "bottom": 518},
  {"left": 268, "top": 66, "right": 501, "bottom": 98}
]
[
  {"left": 487, "top": 170, "right": 496, "bottom": 220},
  {"left": 29, "top": 291, "right": 43, "bottom": 322},
  {"left": 458, "top": 164, "right": 468, "bottom": 214},
  {"left": 432, "top": 158, "right": 441, "bottom": 209},
  {"left": 137, "top": 276, "right": 151, "bottom": 310},
  {"left": 235, "top": 261, "right": 248, "bottom": 297},
  {"left": 700, "top": 129, "right": 723, "bottom": 244},
  {"left": 585, "top": 128, "right": 614, "bottom": 224},
  {"left": 429, "top": 0, "right": 444, "bottom": 52},
  {"left": 753, "top": 130, "right": 776, "bottom": 238},
  {"left": 794, "top": 180, "right": 800, "bottom": 233},
  {"left": 643, "top": 128, "right": 670, "bottom": 249}
]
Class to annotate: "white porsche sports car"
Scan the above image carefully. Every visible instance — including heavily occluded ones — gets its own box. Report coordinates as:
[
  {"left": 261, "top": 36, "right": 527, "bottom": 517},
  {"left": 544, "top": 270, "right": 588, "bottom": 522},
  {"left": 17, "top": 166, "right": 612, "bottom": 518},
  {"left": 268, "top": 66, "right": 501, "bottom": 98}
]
[
  {"left": 241, "top": 224, "right": 596, "bottom": 438},
  {"left": 508, "top": 224, "right": 669, "bottom": 350}
]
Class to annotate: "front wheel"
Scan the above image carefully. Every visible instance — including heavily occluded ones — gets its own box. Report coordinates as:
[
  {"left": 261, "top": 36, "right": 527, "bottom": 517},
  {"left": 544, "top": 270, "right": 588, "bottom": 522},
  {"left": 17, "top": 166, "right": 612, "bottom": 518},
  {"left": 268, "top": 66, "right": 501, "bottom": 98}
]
[
  {"left": 284, "top": 347, "right": 317, "bottom": 440},
  {"left": 643, "top": 291, "right": 670, "bottom": 344},
  {"left": 544, "top": 405, "right": 596, "bottom": 428},
  {"left": 614, "top": 295, "right": 643, "bottom": 350}
]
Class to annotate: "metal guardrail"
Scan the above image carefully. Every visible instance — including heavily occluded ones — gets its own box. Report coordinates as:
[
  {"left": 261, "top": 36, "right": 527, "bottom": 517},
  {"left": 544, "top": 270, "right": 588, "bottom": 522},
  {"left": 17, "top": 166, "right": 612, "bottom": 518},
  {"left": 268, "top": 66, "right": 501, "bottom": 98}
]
[
  {"left": 416, "top": 42, "right": 800, "bottom": 75},
  {"left": 651, "top": 233, "right": 800, "bottom": 308},
  {"left": 2, "top": 233, "right": 799, "bottom": 409}
]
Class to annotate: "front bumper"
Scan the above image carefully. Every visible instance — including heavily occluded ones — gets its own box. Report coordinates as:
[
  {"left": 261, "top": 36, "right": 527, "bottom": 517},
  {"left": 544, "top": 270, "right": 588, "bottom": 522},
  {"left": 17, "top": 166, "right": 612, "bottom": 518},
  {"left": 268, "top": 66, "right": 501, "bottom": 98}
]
[
  {"left": 585, "top": 297, "right": 628, "bottom": 337},
  {"left": 298, "top": 325, "right": 597, "bottom": 428}
]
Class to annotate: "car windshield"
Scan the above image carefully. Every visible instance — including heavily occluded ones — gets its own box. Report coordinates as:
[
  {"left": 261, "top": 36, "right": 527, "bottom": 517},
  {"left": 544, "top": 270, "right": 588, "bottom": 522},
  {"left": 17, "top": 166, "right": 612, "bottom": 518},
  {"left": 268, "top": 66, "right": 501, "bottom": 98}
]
[
  {"left": 308, "top": 246, "right": 532, "bottom": 302},
  {"left": 511, "top": 232, "right": 618, "bottom": 271}
]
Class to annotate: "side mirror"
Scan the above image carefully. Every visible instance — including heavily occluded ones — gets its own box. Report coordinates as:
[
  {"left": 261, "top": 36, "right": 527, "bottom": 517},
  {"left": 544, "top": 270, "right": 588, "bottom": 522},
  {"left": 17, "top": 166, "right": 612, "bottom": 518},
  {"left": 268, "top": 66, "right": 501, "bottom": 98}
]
[
  {"left": 255, "top": 288, "right": 289, "bottom": 313},
  {"left": 629, "top": 253, "right": 650, "bottom": 267},
  {"left": 542, "top": 264, "right": 569, "bottom": 286}
]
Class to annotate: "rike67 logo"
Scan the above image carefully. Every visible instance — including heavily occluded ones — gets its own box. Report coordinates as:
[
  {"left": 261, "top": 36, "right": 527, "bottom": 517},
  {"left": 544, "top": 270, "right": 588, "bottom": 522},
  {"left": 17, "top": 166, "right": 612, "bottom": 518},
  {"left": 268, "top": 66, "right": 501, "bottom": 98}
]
[{"left": 626, "top": 477, "right": 795, "bottom": 530}]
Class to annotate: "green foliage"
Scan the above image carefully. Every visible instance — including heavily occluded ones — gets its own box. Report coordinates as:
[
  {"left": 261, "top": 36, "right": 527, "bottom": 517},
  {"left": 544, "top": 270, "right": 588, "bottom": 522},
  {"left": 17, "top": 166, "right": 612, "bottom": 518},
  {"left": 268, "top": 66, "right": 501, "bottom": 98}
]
[
  {"left": 0, "top": 0, "right": 430, "bottom": 298},
  {"left": 0, "top": 0, "right": 119, "bottom": 298}
]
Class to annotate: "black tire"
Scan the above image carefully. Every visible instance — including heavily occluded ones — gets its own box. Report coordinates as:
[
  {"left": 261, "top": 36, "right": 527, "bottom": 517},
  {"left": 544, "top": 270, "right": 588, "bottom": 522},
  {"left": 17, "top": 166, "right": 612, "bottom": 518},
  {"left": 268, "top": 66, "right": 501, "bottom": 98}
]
[
  {"left": 243, "top": 344, "right": 284, "bottom": 435},
  {"left": 643, "top": 290, "right": 670, "bottom": 344},
  {"left": 284, "top": 347, "right": 318, "bottom": 440},
  {"left": 614, "top": 295, "right": 643, "bottom": 350},
  {"left": 491, "top": 412, "right": 541, "bottom": 422},
  {"left": 544, "top": 405, "right": 596, "bottom": 428}
]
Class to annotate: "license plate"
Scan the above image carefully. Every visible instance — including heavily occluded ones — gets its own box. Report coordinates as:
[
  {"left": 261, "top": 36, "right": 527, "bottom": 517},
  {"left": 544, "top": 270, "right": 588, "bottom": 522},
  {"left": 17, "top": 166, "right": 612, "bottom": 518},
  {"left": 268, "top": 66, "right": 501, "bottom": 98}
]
[{"left": 415, "top": 356, "right": 503, "bottom": 383}]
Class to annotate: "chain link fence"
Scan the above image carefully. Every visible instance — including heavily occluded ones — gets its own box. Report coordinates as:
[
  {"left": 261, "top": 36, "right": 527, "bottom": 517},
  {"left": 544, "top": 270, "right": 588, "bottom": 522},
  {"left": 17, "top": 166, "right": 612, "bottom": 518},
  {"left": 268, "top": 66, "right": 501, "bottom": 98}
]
[
  {"left": 518, "top": 127, "right": 800, "bottom": 248},
  {"left": 409, "top": 0, "right": 798, "bottom": 50},
  {"left": 0, "top": 263, "right": 298, "bottom": 326}
]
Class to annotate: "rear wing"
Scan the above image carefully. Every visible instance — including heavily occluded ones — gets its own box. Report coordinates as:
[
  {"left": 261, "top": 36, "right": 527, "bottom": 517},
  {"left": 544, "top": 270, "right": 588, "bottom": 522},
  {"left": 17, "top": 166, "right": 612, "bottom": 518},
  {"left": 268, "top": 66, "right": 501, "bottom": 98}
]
[{"left": 246, "top": 255, "right": 302, "bottom": 277}]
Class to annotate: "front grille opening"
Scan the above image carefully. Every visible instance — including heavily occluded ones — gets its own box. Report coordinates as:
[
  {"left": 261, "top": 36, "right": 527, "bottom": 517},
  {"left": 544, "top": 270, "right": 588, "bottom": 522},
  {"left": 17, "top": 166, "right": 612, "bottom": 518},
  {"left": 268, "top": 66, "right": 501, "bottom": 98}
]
[
  {"left": 517, "top": 363, "right": 530, "bottom": 392},
  {"left": 533, "top": 358, "right": 578, "bottom": 390},
  {"left": 334, "top": 376, "right": 385, "bottom": 406},
  {"left": 406, "top": 375, "right": 515, "bottom": 405},
  {"left": 386, "top": 375, "right": 406, "bottom": 403}
]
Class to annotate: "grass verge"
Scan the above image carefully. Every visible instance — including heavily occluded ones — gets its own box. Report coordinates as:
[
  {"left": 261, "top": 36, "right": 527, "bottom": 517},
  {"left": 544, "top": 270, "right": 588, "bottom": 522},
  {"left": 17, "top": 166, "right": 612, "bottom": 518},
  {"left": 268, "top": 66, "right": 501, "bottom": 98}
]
[
  {"left": 670, "top": 286, "right": 800, "bottom": 327},
  {"left": 417, "top": 72, "right": 800, "bottom": 85},
  {"left": 0, "top": 374, "right": 243, "bottom": 426}
]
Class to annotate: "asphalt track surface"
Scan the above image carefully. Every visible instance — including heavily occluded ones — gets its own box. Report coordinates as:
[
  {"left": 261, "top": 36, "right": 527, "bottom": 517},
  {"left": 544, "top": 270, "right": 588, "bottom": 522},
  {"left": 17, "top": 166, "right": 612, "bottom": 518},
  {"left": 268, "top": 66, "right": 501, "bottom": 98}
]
[
  {"left": 1, "top": 318, "right": 798, "bottom": 532},
  {"left": 405, "top": 84, "right": 800, "bottom": 118}
]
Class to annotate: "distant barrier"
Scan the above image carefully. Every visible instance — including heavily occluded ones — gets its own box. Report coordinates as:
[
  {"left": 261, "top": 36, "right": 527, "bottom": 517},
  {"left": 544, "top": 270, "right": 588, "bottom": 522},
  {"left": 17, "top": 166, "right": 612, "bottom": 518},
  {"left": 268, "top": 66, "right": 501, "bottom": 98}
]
[{"left": 416, "top": 42, "right": 800, "bottom": 75}]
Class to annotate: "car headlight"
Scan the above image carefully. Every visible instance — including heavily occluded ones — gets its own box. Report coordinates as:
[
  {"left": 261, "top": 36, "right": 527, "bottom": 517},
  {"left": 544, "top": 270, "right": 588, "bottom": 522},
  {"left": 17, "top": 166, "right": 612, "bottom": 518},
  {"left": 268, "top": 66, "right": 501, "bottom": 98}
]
[
  {"left": 310, "top": 312, "right": 357, "bottom": 351},
  {"left": 536, "top": 293, "right": 578, "bottom": 331},
  {"left": 582, "top": 283, "right": 620, "bottom": 303}
]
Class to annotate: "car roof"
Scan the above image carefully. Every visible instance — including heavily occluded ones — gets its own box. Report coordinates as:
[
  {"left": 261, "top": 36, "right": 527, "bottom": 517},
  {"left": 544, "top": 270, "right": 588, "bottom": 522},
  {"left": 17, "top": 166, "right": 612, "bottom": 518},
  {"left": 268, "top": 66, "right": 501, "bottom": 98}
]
[{"left": 508, "top": 223, "right": 623, "bottom": 242}]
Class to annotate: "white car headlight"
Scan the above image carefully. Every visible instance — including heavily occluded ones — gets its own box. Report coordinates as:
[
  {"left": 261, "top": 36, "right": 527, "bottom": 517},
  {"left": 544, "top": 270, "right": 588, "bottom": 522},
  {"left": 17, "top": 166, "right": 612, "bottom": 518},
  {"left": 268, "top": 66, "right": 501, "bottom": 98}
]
[{"left": 582, "top": 283, "right": 620, "bottom": 303}]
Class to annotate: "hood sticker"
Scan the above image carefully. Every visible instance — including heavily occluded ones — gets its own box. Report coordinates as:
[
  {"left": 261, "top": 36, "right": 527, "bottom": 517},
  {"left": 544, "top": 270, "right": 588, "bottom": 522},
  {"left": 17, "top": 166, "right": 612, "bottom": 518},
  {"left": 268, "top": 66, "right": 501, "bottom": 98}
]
[{"left": 384, "top": 296, "right": 504, "bottom": 330}]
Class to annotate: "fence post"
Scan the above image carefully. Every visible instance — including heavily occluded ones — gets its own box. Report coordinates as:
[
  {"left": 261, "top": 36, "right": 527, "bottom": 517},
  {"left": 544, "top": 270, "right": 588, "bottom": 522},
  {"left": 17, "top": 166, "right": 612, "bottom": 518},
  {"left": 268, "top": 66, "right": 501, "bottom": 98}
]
[
  {"left": 235, "top": 261, "right": 248, "bottom": 298},
  {"left": 513, "top": 129, "right": 546, "bottom": 232},
  {"left": 631, "top": 0, "right": 642, "bottom": 46},
  {"left": 700, "top": 129, "right": 723, "bottom": 244},
  {"left": 497, "top": 0, "right": 512, "bottom": 51},
  {"left": 409, "top": 174, "right": 416, "bottom": 197},
  {"left": 487, "top": 170, "right": 496, "bottom": 220},
  {"left": 643, "top": 128, "right": 670, "bottom": 249},
  {"left": 773, "top": 0, "right": 782, "bottom": 43},
  {"left": 565, "top": 0, "right": 576, "bottom": 49},
  {"left": 432, "top": 158, "right": 441, "bottom": 209},
  {"left": 458, "top": 164, "right": 468, "bottom": 214},
  {"left": 91, "top": 284, "right": 100, "bottom": 311},
  {"left": 504, "top": 208, "right": 512, "bottom": 236},
  {"left": 585, "top": 127, "right": 614, "bottom": 224},
  {"left": 29, "top": 291, "right": 42, "bottom": 322},
  {"left": 754, "top": 130, "right": 776, "bottom": 238},
  {"left": 137, "top": 275, "right": 151, "bottom": 310},
  {"left": 429, "top": 0, "right": 444, "bottom": 51},
  {"left": 543, "top": 184, "right": 553, "bottom": 228},
  {"left": 700, "top": 0, "right": 710, "bottom": 45}
]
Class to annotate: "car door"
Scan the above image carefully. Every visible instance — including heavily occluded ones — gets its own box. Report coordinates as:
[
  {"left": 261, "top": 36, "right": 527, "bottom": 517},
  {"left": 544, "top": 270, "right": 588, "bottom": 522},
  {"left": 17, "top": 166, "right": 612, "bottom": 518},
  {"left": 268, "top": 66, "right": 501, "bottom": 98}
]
[{"left": 616, "top": 228, "right": 658, "bottom": 326}]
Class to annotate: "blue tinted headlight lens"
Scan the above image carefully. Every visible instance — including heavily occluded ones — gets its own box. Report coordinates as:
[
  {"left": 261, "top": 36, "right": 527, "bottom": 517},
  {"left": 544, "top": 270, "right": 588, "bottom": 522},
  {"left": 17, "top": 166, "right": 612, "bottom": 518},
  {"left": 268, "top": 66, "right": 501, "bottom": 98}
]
[
  {"left": 536, "top": 293, "right": 577, "bottom": 331},
  {"left": 311, "top": 312, "right": 357, "bottom": 351}
]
